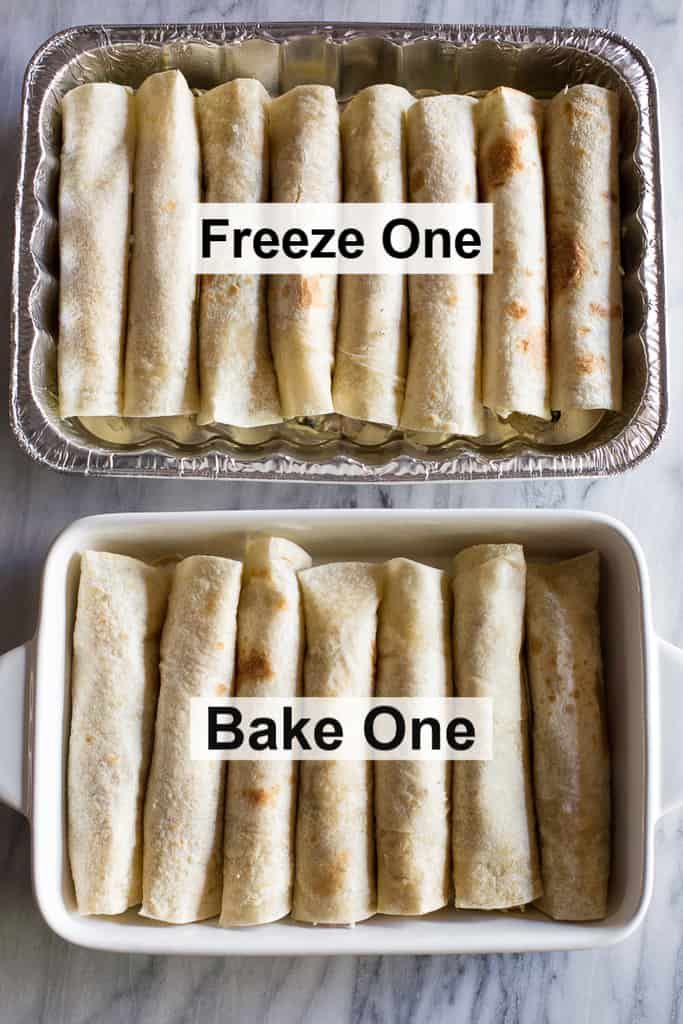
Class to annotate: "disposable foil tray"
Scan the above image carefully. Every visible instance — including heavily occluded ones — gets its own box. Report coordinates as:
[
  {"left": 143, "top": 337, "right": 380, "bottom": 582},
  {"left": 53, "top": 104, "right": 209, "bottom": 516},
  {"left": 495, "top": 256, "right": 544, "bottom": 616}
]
[{"left": 10, "top": 22, "right": 667, "bottom": 480}]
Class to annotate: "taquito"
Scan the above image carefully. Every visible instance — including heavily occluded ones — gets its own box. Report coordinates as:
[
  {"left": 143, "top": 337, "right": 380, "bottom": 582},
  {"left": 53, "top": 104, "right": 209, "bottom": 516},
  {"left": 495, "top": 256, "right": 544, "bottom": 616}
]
[
  {"left": 220, "top": 536, "right": 312, "bottom": 926},
  {"left": 333, "top": 85, "right": 413, "bottom": 426},
  {"left": 525, "top": 551, "right": 610, "bottom": 921},
  {"left": 58, "top": 84, "right": 134, "bottom": 417},
  {"left": 268, "top": 85, "right": 341, "bottom": 419},
  {"left": 400, "top": 95, "right": 485, "bottom": 437},
  {"left": 68, "top": 552, "right": 169, "bottom": 915},
  {"left": 197, "top": 79, "right": 282, "bottom": 427},
  {"left": 293, "top": 562, "right": 381, "bottom": 924},
  {"left": 141, "top": 555, "right": 241, "bottom": 923},
  {"left": 479, "top": 87, "right": 550, "bottom": 421},
  {"left": 124, "top": 70, "right": 200, "bottom": 417},
  {"left": 452, "top": 544, "right": 542, "bottom": 909},
  {"left": 375, "top": 558, "right": 452, "bottom": 915},
  {"left": 546, "top": 85, "right": 622, "bottom": 412}
]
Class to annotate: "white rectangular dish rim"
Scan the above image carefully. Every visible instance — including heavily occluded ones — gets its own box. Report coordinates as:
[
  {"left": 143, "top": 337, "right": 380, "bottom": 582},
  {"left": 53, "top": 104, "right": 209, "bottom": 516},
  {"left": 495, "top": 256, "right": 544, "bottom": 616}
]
[{"left": 0, "top": 507, "right": 681, "bottom": 956}]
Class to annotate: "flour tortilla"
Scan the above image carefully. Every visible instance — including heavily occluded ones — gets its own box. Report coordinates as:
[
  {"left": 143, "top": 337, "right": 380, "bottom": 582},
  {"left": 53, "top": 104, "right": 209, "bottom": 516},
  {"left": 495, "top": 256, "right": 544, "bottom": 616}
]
[
  {"left": 58, "top": 84, "right": 134, "bottom": 417},
  {"left": 197, "top": 79, "right": 282, "bottom": 427},
  {"left": 400, "top": 95, "right": 485, "bottom": 437},
  {"left": 525, "top": 551, "right": 610, "bottom": 921},
  {"left": 124, "top": 70, "right": 200, "bottom": 417},
  {"left": 220, "top": 536, "right": 312, "bottom": 926},
  {"left": 546, "top": 85, "right": 622, "bottom": 412},
  {"left": 451, "top": 544, "right": 542, "bottom": 909},
  {"left": 268, "top": 85, "right": 341, "bottom": 419},
  {"left": 375, "top": 558, "right": 452, "bottom": 915},
  {"left": 479, "top": 87, "right": 550, "bottom": 421},
  {"left": 293, "top": 562, "right": 381, "bottom": 924},
  {"left": 333, "top": 85, "right": 413, "bottom": 427},
  {"left": 141, "top": 555, "right": 242, "bottom": 923},
  {"left": 68, "top": 552, "right": 169, "bottom": 915}
]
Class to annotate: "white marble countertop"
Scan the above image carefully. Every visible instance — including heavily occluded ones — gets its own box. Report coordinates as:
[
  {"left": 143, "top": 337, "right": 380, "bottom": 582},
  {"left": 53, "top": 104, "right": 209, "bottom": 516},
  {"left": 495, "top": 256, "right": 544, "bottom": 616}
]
[{"left": 1, "top": 0, "right": 681, "bottom": 1020}]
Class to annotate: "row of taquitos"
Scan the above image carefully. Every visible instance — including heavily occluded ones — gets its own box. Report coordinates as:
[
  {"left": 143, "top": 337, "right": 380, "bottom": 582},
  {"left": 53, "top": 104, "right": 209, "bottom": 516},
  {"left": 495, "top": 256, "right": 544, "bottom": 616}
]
[
  {"left": 68, "top": 538, "right": 610, "bottom": 926},
  {"left": 58, "top": 71, "right": 622, "bottom": 433}
]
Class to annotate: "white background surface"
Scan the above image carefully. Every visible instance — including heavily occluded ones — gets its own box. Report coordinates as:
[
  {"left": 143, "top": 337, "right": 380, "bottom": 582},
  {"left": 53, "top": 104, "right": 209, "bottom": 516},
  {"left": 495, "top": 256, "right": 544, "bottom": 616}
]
[{"left": 0, "top": 0, "right": 681, "bottom": 1021}]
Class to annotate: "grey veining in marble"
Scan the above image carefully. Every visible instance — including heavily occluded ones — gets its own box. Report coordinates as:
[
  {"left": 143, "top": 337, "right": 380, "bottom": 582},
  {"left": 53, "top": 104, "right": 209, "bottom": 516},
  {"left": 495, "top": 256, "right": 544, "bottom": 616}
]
[{"left": 1, "top": 0, "right": 682, "bottom": 1021}]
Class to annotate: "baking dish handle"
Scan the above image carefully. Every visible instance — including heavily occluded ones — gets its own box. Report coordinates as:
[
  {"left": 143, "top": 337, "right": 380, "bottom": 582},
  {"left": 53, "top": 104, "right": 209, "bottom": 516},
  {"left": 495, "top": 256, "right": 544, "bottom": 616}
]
[
  {"left": 0, "top": 641, "right": 32, "bottom": 818},
  {"left": 657, "top": 637, "right": 683, "bottom": 819}
]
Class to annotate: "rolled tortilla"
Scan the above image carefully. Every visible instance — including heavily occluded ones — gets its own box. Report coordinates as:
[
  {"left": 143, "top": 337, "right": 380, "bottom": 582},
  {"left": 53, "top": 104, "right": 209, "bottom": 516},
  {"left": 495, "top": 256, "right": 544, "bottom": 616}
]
[
  {"left": 479, "top": 88, "right": 550, "bottom": 421},
  {"left": 197, "top": 79, "right": 282, "bottom": 427},
  {"left": 546, "top": 85, "right": 622, "bottom": 412},
  {"left": 68, "top": 552, "right": 169, "bottom": 915},
  {"left": 58, "top": 84, "right": 134, "bottom": 417},
  {"left": 525, "top": 552, "right": 610, "bottom": 921},
  {"left": 268, "top": 86, "right": 341, "bottom": 419},
  {"left": 141, "top": 555, "right": 242, "bottom": 923},
  {"left": 124, "top": 70, "right": 200, "bottom": 417},
  {"left": 451, "top": 544, "right": 542, "bottom": 909},
  {"left": 375, "top": 559, "right": 452, "bottom": 915},
  {"left": 400, "top": 96, "right": 485, "bottom": 437},
  {"left": 220, "top": 536, "right": 312, "bottom": 926},
  {"left": 293, "top": 562, "right": 381, "bottom": 924},
  {"left": 333, "top": 85, "right": 413, "bottom": 426}
]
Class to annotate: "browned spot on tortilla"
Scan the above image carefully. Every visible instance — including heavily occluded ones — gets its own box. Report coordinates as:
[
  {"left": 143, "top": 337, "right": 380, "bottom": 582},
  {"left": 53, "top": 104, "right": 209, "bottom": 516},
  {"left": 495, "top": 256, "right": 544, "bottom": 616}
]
[
  {"left": 590, "top": 302, "right": 622, "bottom": 319},
  {"left": 575, "top": 352, "right": 608, "bottom": 375},
  {"left": 85, "top": 734, "right": 93, "bottom": 744},
  {"left": 504, "top": 300, "right": 528, "bottom": 320},
  {"left": 238, "top": 649, "right": 273, "bottom": 682},
  {"left": 243, "top": 785, "right": 279, "bottom": 806},
  {"left": 247, "top": 569, "right": 288, "bottom": 610},
  {"left": 228, "top": 282, "right": 240, "bottom": 296},
  {"left": 578, "top": 325, "right": 592, "bottom": 335},
  {"left": 410, "top": 168, "right": 425, "bottom": 195},
  {"left": 445, "top": 291, "right": 458, "bottom": 307},
  {"left": 551, "top": 233, "right": 587, "bottom": 291},
  {"left": 215, "top": 683, "right": 228, "bottom": 697},
  {"left": 249, "top": 567, "right": 271, "bottom": 580},
  {"left": 565, "top": 103, "right": 590, "bottom": 125},
  {"left": 215, "top": 641, "right": 225, "bottom": 651},
  {"left": 486, "top": 137, "right": 523, "bottom": 188},
  {"left": 311, "top": 849, "right": 351, "bottom": 897},
  {"left": 515, "top": 326, "right": 547, "bottom": 371},
  {"left": 299, "top": 277, "right": 325, "bottom": 309}
]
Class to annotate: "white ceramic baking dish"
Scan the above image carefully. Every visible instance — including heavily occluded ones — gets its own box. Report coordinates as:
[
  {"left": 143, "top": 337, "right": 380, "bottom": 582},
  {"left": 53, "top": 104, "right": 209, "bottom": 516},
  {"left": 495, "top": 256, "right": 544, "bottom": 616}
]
[{"left": 0, "top": 509, "right": 681, "bottom": 956}]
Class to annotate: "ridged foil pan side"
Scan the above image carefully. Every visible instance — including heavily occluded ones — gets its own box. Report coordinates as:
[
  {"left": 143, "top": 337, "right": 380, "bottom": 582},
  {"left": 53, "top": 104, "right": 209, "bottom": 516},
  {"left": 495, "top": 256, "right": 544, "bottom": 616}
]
[{"left": 11, "top": 22, "right": 667, "bottom": 480}]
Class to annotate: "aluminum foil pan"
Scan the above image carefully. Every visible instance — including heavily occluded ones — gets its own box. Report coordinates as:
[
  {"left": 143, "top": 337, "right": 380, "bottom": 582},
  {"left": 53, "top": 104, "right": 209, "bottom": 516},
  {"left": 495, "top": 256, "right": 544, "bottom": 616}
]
[{"left": 10, "top": 22, "right": 667, "bottom": 480}]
